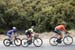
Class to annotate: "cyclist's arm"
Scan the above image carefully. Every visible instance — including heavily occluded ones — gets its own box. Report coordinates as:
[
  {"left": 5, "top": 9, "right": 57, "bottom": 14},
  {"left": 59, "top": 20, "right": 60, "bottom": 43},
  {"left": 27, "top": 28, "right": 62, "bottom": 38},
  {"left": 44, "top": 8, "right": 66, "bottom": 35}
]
[
  {"left": 63, "top": 27, "right": 67, "bottom": 32},
  {"left": 62, "top": 26, "right": 69, "bottom": 34},
  {"left": 63, "top": 27, "right": 70, "bottom": 34}
]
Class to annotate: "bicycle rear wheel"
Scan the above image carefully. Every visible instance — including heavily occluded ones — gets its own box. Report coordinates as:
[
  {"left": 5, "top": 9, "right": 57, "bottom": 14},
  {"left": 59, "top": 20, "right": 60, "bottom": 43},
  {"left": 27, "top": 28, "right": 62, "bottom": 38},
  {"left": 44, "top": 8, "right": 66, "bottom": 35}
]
[
  {"left": 49, "top": 37, "right": 58, "bottom": 46},
  {"left": 3, "top": 39, "right": 11, "bottom": 47},
  {"left": 63, "top": 36, "right": 73, "bottom": 45},
  {"left": 21, "top": 38, "right": 29, "bottom": 47}
]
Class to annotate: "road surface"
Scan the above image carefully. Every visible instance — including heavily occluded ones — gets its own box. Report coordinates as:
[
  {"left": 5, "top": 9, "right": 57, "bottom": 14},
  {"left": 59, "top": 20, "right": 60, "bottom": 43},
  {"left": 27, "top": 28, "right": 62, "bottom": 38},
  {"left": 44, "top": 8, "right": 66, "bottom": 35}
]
[{"left": 0, "top": 38, "right": 75, "bottom": 50}]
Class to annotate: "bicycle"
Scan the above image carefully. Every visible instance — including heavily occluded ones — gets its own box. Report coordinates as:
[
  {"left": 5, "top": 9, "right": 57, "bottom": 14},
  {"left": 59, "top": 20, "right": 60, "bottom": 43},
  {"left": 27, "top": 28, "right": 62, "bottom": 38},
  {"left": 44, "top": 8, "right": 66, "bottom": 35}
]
[
  {"left": 49, "top": 32, "right": 73, "bottom": 46},
  {"left": 21, "top": 33, "right": 43, "bottom": 47},
  {"left": 3, "top": 33, "right": 22, "bottom": 47}
]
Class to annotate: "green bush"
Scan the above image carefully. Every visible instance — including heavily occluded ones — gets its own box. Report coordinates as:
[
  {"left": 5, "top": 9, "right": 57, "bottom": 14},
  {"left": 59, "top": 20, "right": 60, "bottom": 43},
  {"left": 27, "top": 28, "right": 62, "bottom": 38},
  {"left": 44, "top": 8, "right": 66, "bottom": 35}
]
[
  {"left": 0, "top": 29, "right": 5, "bottom": 34},
  {"left": 0, "top": 0, "right": 75, "bottom": 33}
]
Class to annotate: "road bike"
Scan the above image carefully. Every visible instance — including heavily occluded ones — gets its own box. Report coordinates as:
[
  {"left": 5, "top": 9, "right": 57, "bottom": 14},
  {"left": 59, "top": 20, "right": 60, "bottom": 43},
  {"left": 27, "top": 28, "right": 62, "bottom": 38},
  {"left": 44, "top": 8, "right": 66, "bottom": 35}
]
[
  {"left": 49, "top": 32, "right": 73, "bottom": 46},
  {"left": 3, "top": 33, "right": 21, "bottom": 47},
  {"left": 21, "top": 33, "right": 43, "bottom": 47}
]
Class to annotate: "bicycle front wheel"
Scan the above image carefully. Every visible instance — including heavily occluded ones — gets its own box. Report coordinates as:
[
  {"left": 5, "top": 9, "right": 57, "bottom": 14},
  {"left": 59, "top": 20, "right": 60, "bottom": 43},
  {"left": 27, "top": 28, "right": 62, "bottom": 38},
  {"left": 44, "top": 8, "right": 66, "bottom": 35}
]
[
  {"left": 21, "top": 38, "right": 29, "bottom": 47},
  {"left": 3, "top": 39, "right": 11, "bottom": 47},
  {"left": 33, "top": 38, "right": 43, "bottom": 47},
  {"left": 14, "top": 38, "right": 21, "bottom": 46},
  {"left": 63, "top": 36, "right": 73, "bottom": 45}
]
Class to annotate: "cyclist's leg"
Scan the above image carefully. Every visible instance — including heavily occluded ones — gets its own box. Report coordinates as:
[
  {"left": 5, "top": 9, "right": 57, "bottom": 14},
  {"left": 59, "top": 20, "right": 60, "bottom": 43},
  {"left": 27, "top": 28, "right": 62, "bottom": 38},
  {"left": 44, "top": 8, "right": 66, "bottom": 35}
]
[
  {"left": 8, "top": 35, "right": 13, "bottom": 44},
  {"left": 26, "top": 32, "right": 32, "bottom": 45},
  {"left": 58, "top": 33, "right": 63, "bottom": 40},
  {"left": 11, "top": 33, "right": 15, "bottom": 41},
  {"left": 54, "top": 30, "right": 62, "bottom": 43},
  {"left": 27, "top": 34, "right": 32, "bottom": 45},
  {"left": 57, "top": 33, "right": 63, "bottom": 43}
]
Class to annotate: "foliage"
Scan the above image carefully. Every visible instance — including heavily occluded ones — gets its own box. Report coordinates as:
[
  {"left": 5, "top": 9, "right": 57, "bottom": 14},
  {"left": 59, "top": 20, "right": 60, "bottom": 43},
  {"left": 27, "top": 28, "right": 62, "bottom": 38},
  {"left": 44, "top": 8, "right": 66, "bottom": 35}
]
[{"left": 0, "top": 0, "right": 75, "bottom": 33}]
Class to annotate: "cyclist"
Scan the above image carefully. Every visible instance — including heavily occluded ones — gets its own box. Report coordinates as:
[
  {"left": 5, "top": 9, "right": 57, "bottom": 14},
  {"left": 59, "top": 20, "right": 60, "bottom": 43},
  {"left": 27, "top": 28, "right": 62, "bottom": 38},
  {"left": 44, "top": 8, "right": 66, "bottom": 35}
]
[
  {"left": 7, "top": 27, "right": 17, "bottom": 44},
  {"left": 54, "top": 22, "right": 69, "bottom": 43},
  {"left": 25, "top": 26, "right": 34, "bottom": 45}
]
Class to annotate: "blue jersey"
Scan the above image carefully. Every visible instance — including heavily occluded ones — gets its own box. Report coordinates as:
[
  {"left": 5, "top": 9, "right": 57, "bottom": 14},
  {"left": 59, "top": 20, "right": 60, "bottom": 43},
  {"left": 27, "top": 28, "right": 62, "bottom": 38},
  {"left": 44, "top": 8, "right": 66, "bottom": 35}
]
[{"left": 7, "top": 29, "right": 16, "bottom": 36}]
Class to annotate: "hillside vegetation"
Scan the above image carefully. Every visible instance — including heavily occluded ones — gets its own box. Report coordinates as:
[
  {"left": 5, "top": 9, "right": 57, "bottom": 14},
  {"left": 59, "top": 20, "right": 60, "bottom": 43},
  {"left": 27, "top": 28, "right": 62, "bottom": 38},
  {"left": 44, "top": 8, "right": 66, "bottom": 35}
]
[{"left": 0, "top": 0, "right": 75, "bottom": 33}]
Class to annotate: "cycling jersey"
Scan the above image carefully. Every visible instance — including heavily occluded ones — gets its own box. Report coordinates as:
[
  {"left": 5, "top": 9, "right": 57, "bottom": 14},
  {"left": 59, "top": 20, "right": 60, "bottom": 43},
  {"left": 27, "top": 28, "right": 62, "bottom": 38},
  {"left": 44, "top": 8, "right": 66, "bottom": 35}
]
[
  {"left": 7, "top": 29, "right": 16, "bottom": 38},
  {"left": 54, "top": 25, "right": 66, "bottom": 35},
  {"left": 55, "top": 25, "right": 66, "bottom": 31},
  {"left": 25, "top": 28, "right": 34, "bottom": 38}
]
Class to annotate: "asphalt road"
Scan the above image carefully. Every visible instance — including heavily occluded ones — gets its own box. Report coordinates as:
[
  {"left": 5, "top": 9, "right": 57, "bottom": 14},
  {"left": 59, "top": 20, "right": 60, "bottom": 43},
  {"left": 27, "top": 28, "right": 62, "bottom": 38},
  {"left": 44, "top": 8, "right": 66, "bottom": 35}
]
[{"left": 0, "top": 38, "right": 75, "bottom": 50}]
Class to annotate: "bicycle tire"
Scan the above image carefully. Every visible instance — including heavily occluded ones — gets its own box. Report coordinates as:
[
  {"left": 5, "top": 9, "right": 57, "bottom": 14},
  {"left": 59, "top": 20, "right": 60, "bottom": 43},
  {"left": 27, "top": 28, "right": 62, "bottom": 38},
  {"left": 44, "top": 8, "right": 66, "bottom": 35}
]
[
  {"left": 33, "top": 38, "right": 43, "bottom": 47},
  {"left": 3, "top": 39, "right": 11, "bottom": 47},
  {"left": 63, "top": 36, "right": 73, "bottom": 45},
  {"left": 14, "top": 38, "right": 21, "bottom": 46},
  {"left": 21, "top": 38, "right": 29, "bottom": 47},
  {"left": 49, "top": 37, "right": 58, "bottom": 46}
]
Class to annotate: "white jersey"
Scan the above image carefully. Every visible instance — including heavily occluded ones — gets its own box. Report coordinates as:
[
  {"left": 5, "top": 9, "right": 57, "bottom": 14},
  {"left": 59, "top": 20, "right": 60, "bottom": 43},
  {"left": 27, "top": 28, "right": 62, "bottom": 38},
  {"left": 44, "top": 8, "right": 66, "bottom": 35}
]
[{"left": 25, "top": 28, "right": 34, "bottom": 33}]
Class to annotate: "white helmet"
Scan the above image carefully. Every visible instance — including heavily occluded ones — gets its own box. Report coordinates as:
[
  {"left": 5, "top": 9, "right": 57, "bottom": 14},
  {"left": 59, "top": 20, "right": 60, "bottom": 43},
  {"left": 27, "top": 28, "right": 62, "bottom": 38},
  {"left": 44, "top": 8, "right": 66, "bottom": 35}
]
[
  {"left": 31, "top": 26, "right": 34, "bottom": 29},
  {"left": 12, "top": 27, "right": 16, "bottom": 30}
]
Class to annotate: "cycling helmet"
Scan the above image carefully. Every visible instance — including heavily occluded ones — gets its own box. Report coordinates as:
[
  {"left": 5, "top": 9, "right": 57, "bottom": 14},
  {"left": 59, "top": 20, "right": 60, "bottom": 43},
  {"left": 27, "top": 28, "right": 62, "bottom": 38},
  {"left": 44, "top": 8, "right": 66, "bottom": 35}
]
[
  {"left": 12, "top": 27, "right": 16, "bottom": 30},
  {"left": 12, "top": 27, "right": 17, "bottom": 33},
  {"left": 31, "top": 26, "right": 34, "bottom": 29}
]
